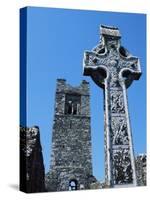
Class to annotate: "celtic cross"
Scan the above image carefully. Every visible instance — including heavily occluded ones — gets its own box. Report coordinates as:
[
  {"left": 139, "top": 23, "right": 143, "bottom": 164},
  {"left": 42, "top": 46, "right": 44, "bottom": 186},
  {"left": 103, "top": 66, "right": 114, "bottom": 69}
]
[{"left": 83, "top": 25, "right": 141, "bottom": 187}]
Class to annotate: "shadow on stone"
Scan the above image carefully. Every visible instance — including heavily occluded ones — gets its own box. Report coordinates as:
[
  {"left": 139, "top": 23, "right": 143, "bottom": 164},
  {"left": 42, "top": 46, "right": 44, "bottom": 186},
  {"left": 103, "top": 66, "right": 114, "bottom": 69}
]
[{"left": 9, "top": 184, "right": 19, "bottom": 191}]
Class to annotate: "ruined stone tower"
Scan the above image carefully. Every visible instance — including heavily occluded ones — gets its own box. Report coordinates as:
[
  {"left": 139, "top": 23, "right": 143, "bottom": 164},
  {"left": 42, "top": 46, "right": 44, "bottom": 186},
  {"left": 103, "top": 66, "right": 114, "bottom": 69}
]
[{"left": 46, "top": 79, "right": 96, "bottom": 191}]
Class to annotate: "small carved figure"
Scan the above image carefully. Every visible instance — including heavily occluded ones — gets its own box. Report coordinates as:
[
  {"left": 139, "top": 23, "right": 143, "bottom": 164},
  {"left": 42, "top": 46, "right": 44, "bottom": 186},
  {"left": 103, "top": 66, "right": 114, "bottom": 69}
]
[
  {"left": 111, "top": 118, "right": 129, "bottom": 145},
  {"left": 113, "top": 149, "right": 132, "bottom": 184},
  {"left": 111, "top": 92, "right": 125, "bottom": 113}
]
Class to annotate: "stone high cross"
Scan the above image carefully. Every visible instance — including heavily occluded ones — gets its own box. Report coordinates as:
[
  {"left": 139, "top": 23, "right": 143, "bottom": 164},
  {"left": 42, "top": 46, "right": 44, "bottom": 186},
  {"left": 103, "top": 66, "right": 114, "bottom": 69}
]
[{"left": 83, "top": 25, "right": 141, "bottom": 187}]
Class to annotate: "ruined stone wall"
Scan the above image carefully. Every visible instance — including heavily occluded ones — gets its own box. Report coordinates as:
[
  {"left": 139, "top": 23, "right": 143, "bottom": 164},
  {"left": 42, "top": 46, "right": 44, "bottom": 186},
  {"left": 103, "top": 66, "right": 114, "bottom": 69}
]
[
  {"left": 20, "top": 126, "right": 45, "bottom": 193},
  {"left": 135, "top": 154, "right": 147, "bottom": 186},
  {"left": 46, "top": 79, "right": 96, "bottom": 191}
]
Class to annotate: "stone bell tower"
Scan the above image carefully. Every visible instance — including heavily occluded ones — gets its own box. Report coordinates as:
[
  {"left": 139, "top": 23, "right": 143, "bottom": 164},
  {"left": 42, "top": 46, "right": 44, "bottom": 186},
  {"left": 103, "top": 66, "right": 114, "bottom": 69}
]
[{"left": 46, "top": 79, "right": 96, "bottom": 191}]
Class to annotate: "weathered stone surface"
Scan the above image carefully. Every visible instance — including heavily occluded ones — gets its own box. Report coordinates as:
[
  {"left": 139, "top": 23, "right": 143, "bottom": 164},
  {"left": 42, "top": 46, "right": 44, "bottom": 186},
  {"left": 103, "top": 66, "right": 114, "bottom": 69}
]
[
  {"left": 90, "top": 181, "right": 102, "bottom": 189},
  {"left": 135, "top": 154, "right": 147, "bottom": 186},
  {"left": 46, "top": 79, "right": 97, "bottom": 191},
  {"left": 83, "top": 25, "right": 141, "bottom": 187},
  {"left": 20, "top": 126, "right": 45, "bottom": 193}
]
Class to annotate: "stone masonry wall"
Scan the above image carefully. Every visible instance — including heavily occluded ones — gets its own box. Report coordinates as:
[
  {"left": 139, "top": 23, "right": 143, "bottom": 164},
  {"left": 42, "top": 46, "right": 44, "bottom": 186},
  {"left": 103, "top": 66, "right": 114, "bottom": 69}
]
[
  {"left": 20, "top": 126, "right": 45, "bottom": 193},
  {"left": 135, "top": 154, "right": 147, "bottom": 186}
]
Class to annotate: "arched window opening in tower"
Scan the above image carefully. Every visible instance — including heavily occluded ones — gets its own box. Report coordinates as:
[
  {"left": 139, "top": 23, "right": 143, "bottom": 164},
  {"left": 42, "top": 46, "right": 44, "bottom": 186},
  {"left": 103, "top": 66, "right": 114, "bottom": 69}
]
[
  {"left": 69, "top": 180, "right": 78, "bottom": 191},
  {"left": 65, "top": 94, "right": 81, "bottom": 115}
]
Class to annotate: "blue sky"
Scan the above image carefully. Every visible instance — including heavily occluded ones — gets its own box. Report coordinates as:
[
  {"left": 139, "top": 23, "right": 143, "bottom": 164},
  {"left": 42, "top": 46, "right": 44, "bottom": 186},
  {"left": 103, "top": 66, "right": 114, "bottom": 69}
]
[{"left": 24, "top": 7, "right": 146, "bottom": 181}]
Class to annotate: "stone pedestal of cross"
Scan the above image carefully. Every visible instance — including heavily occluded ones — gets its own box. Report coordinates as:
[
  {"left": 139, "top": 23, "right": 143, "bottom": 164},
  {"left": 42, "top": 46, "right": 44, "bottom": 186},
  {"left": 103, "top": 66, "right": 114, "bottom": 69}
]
[{"left": 83, "top": 25, "right": 141, "bottom": 187}]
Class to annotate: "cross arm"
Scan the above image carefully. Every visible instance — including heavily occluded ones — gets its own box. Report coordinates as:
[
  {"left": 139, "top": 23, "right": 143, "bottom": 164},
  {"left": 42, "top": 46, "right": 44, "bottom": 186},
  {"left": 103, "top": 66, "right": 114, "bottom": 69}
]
[
  {"left": 83, "top": 51, "right": 108, "bottom": 88},
  {"left": 119, "top": 56, "right": 142, "bottom": 88},
  {"left": 83, "top": 51, "right": 98, "bottom": 76}
]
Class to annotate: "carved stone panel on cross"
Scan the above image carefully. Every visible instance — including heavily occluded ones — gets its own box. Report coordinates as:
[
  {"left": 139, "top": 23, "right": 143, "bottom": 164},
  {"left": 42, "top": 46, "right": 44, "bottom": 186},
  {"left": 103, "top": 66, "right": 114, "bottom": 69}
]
[
  {"left": 110, "top": 90, "right": 125, "bottom": 113},
  {"left": 111, "top": 117, "right": 129, "bottom": 145},
  {"left": 112, "top": 148, "right": 133, "bottom": 185}
]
